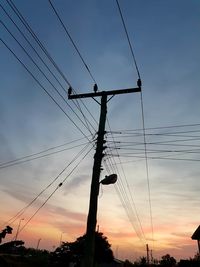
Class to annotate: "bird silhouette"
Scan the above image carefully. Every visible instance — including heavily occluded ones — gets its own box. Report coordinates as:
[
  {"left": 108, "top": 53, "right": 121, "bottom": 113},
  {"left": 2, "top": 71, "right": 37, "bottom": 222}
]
[
  {"left": 137, "top": 79, "right": 142, "bottom": 88},
  {"left": 93, "top": 83, "right": 98, "bottom": 93},
  {"left": 68, "top": 86, "right": 72, "bottom": 95}
]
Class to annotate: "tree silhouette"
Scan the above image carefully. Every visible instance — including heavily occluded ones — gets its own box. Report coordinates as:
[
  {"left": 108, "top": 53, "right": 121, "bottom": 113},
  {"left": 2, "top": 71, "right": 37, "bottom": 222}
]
[
  {"left": 51, "top": 231, "right": 113, "bottom": 266},
  {"left": 0, "top": 240, "right": 24, "bottom": 253},
  {"left": 160, "top": 254, "right": 176, "bottom": 267},
  {"left": 193, "top": 253, "right": 200, "bottom": 261},
  {"left": 0, "top": 226, "right": 12, "bottom": 244},
  {"left": 137, "top": 256, "right": 147, "bottom": 266}
]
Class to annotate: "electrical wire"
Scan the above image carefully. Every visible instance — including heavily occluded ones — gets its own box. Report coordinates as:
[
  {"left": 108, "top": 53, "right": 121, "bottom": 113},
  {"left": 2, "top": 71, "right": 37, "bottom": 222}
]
[
  {"left": 0, "top": 142, "right": 91, "bottom": 170},
  {"left": 0, "top": 38, "right": 91, "bottom": 141},
  {"left": 114, "top": 148, "right": 200, "bottom": 154},
  {"left": 115, "top": 0, "right": 141, "bottom": 79},
  {"left": 112, "top": 155, "right": 200, "bottom": 162},
  {"left": 103, "top": 121, "right": 146, "bottom": 244},
  {"left": 115, "top": 123, "right": 200, "bottom": 132},
  {"left": 5, "top": 0, "right": 98, "bottom": 131},
  {"left": 108, "top": 122, "right": 146, "bottom": 240},
  {"left": 108, "top": 137, "right": 200, "bottom": 147},
  {"left": 2, "top": 142, "right": 92, "bottom": 228},
  {"left": 0, "top": 136, "right": 90, "bottom": 167},
  {"left": 48, "top": 0, "right": 97, "bottom": 84},
  {"left": 107, "top": 129, "right": 200, "bottom": 138},
  {"left": 47, "top": 0, "right": 99, "bottom": 129},
  {"left": 103, "top": 157, "right": 145, "bottom": 244},
  {"left": 115, "top": 0, "right": 154, "bottom": 245},
  {"left": 0, "top": 2, "right": 67, "bottom": 95},
  {"left": 6, "top": 0, "right": 71, "bottom": 87},
  {"left": 17, "top": 144, "right": 93, "bottom": 235},
  {"left": 1, "top": 20, "right": 95, "bottom": 136},
  {"left": 72, "top": 99, "right": 97, "bottom": 133}
]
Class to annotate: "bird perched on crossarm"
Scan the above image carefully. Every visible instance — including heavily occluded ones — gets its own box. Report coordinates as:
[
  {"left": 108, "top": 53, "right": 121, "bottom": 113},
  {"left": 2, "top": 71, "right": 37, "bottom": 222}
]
[
  {"left": 93, "top": 83, "right": 98, "bottom": 93},
  {"left": 137, "top": 78, "right": 142, "bottom": 88},
  {"left": 68, "top": 86, "right": 72, "bottom": 95}
]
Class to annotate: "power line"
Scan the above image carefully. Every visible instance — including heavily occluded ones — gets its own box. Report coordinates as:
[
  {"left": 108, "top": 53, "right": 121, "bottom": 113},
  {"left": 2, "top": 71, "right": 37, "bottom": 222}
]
[
  {"left": 0, "top": 137, "right": 89, "bottom": 167},
  {"left": 108, "top": 129, "right": 200, "bottom": 138},
  {"left": 5, "top": 0, "right": 71, "bottom": 87},
  {"left": 115, "top": 0, "right": 154, "bottom": 245},
  {"left": 2, "top": 142, "right": 92, "bottom": 227},
  {"left": 72, "top": 99, "right": 97, "bottom": 133},
  {"left": 114, "top": 148, "right": 200, "bottom": 154},
  {"left": 1, "top": 20, "right": 96, "bottom": 136},
  {"left": 112, "top": 155, "right": 200, "bottom": 162},
  {"left": 103, "top": 158, "right": 146, "bottom": 244},
  {"left": 0, "top": 38, "right": 91, "bottom": 141},
  {"left": 0, "top": 2, "right": 67, "bottom": 95},
  {"left": 115, "top": 0, "right": 141, "bottom": 79},
  {"left": 3, "top": 0, "right": 97, "bottom": 133},
  {"left": 102, "top": 122, "right": 146, "bottom": 244},
  {"left": 0, "top": 141, "right": 92, "bottom": 170},
  {"left": 106, "top": 120, "right": 146, "bottom": 239},
  {"left": 110, "top": 137, "right": 200, "bottom": 146},
  {"left": 4, "top": 0, "right": 100, "bottom": 133},
  {"left": 109, "top": 123, "right": 200, "bottom": 133},
  {"left": 48, "top": 0, "right": 97, "bottom": 85},
  {"left": 17, "top": 144, "right": 93, "bottom": 235}
]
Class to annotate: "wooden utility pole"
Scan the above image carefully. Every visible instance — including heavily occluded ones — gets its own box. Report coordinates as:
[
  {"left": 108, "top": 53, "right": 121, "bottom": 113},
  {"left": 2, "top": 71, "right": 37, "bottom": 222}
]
[
  {"left": 146, "top": 244, "right": 150, "bottom": 265},
  {"left": 68, "top": 86, "right": 141, "bottom": 267}
]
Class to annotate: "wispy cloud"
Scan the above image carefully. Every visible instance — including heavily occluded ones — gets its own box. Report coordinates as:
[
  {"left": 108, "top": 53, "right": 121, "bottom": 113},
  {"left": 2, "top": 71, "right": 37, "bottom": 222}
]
[{"left": 63, "top": 174, "right": 90, "bottom": 195}]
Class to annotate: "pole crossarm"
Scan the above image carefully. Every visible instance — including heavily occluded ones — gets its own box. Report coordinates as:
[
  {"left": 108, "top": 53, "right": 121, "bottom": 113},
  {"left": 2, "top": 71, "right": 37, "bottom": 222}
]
[{"left": 68, "top": 87, "right": 141, "bottom": 99}]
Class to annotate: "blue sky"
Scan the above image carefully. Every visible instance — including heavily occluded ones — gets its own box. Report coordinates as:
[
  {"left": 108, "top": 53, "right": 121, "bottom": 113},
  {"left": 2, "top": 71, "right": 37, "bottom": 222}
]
[{"left": 0, "top": 0, "right": 200, "bottom": 261}]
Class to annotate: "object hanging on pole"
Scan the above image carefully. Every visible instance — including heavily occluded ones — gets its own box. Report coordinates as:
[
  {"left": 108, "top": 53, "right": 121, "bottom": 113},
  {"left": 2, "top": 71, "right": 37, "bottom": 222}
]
[{"left": 100, "top": 174, "right": 117, "bottom": 185}]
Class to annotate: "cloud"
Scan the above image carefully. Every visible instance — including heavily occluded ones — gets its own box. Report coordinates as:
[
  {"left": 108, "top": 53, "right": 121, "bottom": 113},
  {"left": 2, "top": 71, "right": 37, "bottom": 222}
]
[
  {"left": 48, "top": 205, "right": 86, "bottom": 223},
  {"left": 62, "top": 174, "right": 90, "bottom": 195},
  {"left": 171, "top": 232, "right": 192, "bottom": 238},
  {"left": 2, "top": 187, "right": 34, "bottom": 204},
  {"left": 106, "top": 230, "right": 136, "bottom": 240}
]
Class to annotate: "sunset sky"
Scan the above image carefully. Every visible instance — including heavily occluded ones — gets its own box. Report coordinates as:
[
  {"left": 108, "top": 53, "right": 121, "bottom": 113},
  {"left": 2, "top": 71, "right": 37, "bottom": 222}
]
[{"left": 0, "top": 0, "right": 200, "bottom": 262}]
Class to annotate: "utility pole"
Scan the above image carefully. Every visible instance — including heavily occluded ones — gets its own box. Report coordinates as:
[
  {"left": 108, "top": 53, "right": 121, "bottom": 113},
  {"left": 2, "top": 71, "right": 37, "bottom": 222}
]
[
  {"left": 146, "top": 244, "right": 150, "bottom": 265},
  {"left": 36, "top": 238, "right": 41, "bottom": 250},
  {"left": 68, "top": 86, "right": 141, "bottom": 267}
]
